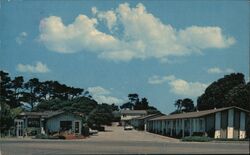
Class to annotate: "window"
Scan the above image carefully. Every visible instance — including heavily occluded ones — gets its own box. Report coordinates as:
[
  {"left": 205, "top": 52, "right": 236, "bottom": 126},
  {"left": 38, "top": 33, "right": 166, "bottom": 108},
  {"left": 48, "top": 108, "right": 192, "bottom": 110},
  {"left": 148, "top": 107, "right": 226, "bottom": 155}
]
[
  {"left": 123, "top": 114, "right": 126, "bottom": 117},
  {"left": 27, "top": 118, "right": 40, "bottom": 127},
  {"left": 60, "top": 121, "right": 72, "bottom": 131}
]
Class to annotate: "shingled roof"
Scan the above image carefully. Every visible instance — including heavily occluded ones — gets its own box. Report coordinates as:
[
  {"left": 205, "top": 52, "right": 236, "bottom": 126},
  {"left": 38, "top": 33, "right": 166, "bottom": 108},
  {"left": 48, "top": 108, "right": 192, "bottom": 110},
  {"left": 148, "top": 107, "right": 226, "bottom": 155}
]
[
  {"left": 134, "top": 113, "right": 163, "bottom": 120},
  {"left": 18, "top": 110, "right": 82, "bottom": 118},
  {"left": 149, "top": 106, "right": 250, "bottom": 121}
]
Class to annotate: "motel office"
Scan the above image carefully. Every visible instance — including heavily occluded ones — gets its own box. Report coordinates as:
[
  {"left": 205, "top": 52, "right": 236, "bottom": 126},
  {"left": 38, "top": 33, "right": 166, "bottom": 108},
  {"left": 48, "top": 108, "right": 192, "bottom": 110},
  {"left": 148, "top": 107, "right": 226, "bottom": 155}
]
[{"left": 146, "top": 106, "right": 249, "bottom": 139}]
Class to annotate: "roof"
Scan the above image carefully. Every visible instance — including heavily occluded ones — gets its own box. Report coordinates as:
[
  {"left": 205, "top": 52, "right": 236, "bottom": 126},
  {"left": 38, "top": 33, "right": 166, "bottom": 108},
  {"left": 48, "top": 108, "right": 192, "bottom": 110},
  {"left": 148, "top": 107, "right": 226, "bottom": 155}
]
[
  {"left": 19, "top": 111, "right": 47, "bottom": 116},
  {"left": 43, "top": 111, "right": 65, "bottom": 118},
  {"left": 18, "top": 111, "right": 82, "bottom": 118},
  {"left": 134, "top": 113, "right": 163, "bottom": 120},
  {"left": 120, "top": 110, "right": 147, "bottom": 115},
  {"left": 150, "top": 106, "right": 250, "bottom": 121}
]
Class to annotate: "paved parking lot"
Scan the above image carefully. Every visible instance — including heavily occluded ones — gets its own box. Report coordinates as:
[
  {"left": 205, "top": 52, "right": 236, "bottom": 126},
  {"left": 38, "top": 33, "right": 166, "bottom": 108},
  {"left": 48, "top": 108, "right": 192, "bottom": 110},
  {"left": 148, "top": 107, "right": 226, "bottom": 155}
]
[
  {"left": 85, "top": 125, "right": 179, "bottom": 142},
  {"left": 0, "top": 126, "right": 249, "bottom": 154}
]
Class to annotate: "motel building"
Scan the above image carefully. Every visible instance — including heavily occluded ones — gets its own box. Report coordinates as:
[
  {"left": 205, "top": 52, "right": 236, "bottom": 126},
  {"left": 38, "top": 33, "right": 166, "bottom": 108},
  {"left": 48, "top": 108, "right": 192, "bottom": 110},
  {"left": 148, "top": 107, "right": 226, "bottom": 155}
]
[
  {"left": 14, "top": 111, "right": 83, "bottom": 137},
  {"left": 120, "top": 110, "right": 147, "bottom": 126},
  {"left": 147, "top": 106, "right": 249, "bottom": 139}
]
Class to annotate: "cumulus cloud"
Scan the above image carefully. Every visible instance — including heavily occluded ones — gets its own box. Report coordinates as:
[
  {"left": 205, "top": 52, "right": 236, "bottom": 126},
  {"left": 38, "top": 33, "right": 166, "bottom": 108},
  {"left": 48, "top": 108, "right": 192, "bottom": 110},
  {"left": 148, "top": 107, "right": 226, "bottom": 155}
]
[
  {"left": 16, "top": 61, "right": 50, "bottom": 73},
  {"left": 87, "top": 86, "right": 111, "bottom": 95},
  {"left": 148, "top": 75, "right": 176, "bottom": 84},
  {"left": 16, "top": 32, "right": 28, "bottom": 45},
  {"left": 148, "top": 75, "right": 208, "bottom": 97},
  {"left": 39, "top": 3, "right": 235, "bottom": 62},
  {"left": 87, "top": 86, "right": 124, "bottom": 104},
  {"left": 92, "top": 7, "right": 117, "bottom": 31},
  {"left": 207, "top": 67, "right": 235, "bottom": 74}
]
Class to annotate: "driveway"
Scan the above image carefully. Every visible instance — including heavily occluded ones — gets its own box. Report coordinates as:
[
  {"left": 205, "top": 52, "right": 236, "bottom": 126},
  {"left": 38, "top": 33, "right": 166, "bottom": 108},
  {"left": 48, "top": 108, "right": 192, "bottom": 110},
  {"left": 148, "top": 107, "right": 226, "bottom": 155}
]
[{"left": 86, "top": 125, "right": 179, "bottom": 142}]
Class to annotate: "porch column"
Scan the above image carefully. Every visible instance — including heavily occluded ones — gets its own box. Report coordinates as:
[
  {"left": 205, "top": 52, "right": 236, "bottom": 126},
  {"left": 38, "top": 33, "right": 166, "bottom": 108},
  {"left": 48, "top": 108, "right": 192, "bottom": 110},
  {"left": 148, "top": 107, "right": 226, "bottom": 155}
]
[
  {"left": 152, "top": 121, "right": 155, "bottom": 132},
  {"left": 239, "top": 112, "right": 246, "bottom": 139},
  {"left": 193, "top": 118, "right": 196, "bottom": 132},
  {"left": 175, "top": 120, "right": 178, "bottom": 135},
  {"left": 227, "top": 109, "right": 234, "bottom": 139},
  {"left": 159, "top": 121, "right": 161, "bottom": 133},
  {"left": 214, "top": 112, "right": 221, "bottom": 139},
  {"left": 166, "top": 121, "right": 169, "bottom": 135},
  {"left": 170, "top": 120, "right": 173, "bottom": 136},
  {"left": 161, "top": 120, "right": 165, "bottom": 135},
  {"left": 182, "top": 119, "right": 185, "bottom": 137},
  {"left": 189, "top": 119, "right": 192, "bottom": 136}
]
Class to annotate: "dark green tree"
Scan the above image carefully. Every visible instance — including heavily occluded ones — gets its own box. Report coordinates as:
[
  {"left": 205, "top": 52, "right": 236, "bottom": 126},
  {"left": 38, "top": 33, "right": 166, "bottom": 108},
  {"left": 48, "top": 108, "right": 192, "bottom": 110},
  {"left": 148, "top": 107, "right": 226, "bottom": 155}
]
[
  {"left": 147, "top": 106, "right": 161, "bottom": 114},
  {"left": 197, "top": 73, "right": 245, "bottom": 110},
  {"left": 87, "top": 103, "right": 114, "bottom": 127},
  {"left": 22, "top": 78, "right": 40, "bottom": 110},
  {"left": 135, "top": 97, "right": 149, "bottom": 110},
  {"left": 182, "top": 98, "right": 195, "bottom": 112},
  {"left": 0, "top": 71, "right": 14, "bottom": 107},
  {"left": 111, "top": 103, "right": 119, "bottom": 111},
  {"left": 174, "top": 99, "right": 183, "bottom": 112},
  {"left": 120, "top": 102, "right": 134, "bottom": 110},
  {"left": 225, "top": 82, "right": 250, "bottom": 111}
]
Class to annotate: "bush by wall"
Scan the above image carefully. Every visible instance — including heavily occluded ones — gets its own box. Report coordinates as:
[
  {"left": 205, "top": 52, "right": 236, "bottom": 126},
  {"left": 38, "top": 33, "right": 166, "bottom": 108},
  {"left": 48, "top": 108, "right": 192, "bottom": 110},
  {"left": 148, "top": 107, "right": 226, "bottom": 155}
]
[{"left": 182, "top": 136, "right": 212, "bottom": 142}]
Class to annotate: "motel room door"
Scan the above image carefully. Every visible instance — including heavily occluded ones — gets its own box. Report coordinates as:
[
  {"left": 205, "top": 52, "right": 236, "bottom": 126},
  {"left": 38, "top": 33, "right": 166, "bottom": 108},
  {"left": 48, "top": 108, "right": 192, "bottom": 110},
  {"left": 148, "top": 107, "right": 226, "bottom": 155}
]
[
  {"left": 74, "top": 121, "right": 81, "bottom": 135},
  {"left": 15, "top": 119, "right": 24, "bottom": 137}
]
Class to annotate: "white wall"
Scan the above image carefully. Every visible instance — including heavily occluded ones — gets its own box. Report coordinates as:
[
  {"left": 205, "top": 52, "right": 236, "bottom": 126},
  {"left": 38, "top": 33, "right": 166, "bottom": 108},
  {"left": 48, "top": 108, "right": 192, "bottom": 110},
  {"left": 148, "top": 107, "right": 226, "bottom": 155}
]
[{"left": 46, "top": 113, "right": 82, "bottom": 134}]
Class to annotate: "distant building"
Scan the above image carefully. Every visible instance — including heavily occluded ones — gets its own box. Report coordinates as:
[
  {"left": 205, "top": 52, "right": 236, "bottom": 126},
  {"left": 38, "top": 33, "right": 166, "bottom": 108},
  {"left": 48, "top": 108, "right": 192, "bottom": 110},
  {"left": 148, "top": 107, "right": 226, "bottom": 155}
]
[
  {"left": 120, "top": 110, "right": 147, "bottom": 126},
  {"left": 14, "top": 111, "right": 83, "bottom": 137},
  {"left": 147, "top": 106, "right": 249, "bottom": 139},
  {"left": 131, "top": 113, "right": 163, "bottom": 131}
]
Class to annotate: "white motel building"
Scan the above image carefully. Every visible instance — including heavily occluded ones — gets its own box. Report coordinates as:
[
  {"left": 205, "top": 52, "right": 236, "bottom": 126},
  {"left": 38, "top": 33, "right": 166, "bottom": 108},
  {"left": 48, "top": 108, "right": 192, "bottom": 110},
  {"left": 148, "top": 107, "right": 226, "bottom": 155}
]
[{"left": 146, "top": 106, "right": 249, "bottom": 139}]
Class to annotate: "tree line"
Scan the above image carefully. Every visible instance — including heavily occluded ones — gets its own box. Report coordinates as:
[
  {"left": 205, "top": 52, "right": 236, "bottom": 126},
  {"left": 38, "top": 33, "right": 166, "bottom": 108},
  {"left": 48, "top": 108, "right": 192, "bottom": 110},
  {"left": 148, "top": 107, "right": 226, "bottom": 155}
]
[
  {"left": 120, "top": 93, "right": 161, "bottom": 114},
  {"left": 0, "top": 70, "right": 160, "bottom": 134},
  {"left": 172, "top": 73, "right": 250, "bottom": 114}
]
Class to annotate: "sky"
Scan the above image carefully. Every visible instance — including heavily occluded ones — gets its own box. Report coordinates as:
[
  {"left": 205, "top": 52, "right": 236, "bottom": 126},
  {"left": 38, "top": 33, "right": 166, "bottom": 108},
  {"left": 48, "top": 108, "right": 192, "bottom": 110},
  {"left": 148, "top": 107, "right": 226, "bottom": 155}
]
[{"left": 0, "top": 0, "right": 249, "bottom": 114}]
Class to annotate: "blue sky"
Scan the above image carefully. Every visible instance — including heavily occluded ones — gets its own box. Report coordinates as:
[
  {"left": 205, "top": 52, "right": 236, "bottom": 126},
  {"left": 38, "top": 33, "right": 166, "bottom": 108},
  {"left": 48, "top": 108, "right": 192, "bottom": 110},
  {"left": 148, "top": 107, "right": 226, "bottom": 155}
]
[{"left": 0, "top": 0, "right": 249, "bottom": 114}]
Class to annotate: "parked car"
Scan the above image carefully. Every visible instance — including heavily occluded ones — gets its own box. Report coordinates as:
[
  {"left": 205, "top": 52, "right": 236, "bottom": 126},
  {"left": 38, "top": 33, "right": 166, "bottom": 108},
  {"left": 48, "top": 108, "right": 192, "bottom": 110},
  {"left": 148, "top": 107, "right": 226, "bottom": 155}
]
[
  {"left": 124, "top": 125, "right": 133, "bottom": 130},
  {"left": 91, "top": 124, "right": 105, "bottom": 131},
  {"left": 89, "top": 128, "right": 98, "bottom": 135}
]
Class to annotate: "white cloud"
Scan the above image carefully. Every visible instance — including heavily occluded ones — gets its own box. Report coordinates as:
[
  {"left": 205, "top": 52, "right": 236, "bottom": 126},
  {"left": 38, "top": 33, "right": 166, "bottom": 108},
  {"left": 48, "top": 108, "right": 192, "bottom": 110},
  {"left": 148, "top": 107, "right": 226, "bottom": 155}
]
[
  {"left": 16, "top": 61, "right": 50, "bottom": 73},
  {"left": 87, "top": 86, "right": 124, "bottom": 104},
  {"left": 93, "top": 95, "right": 124, "bottom": 105},
  {"left": 16, "top": 32, "right": 28, "bottom": 45},
  {"left": 148, "top": 75, "right": 176, "bottom": 84},
  {"left": 39, "top": 3, "right": 235, "bottom": 62},
  {"left": 148, "top": 74, "right": 208, "bottom": 97},
  {"left": 92, "top": 7, "right": 117, "bottom": 31},
  {"left": 39, "top": 15, "right": 118, "bottom": 54},
  {"left": 169, "top": 79, "right": 208, "bottom": 97},
  {"left": 87, "top": 86, "right": 110, "bottom": 95},
  {"left": 207, "top": 67, "right": 235, "bottom": 74},
  {"left": 225, "top": 68, "right": 235, "bottom": 73}
]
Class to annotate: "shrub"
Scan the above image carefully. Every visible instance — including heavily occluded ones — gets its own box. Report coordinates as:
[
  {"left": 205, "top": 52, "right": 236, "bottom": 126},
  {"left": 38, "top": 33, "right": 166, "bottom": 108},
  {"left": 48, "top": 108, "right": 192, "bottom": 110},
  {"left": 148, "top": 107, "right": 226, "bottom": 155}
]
[
  {"left": 192, "top": 132, "right": 205, "bottom": 137},
  {"left": 35, "top": 134, "right": 49, "bottom": 139},
  {"left": 58, "top": 135, "right": 66, "bottom": 139},
  {"left": 182, "top": 136, "right": 212, "bottom": 142}
]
